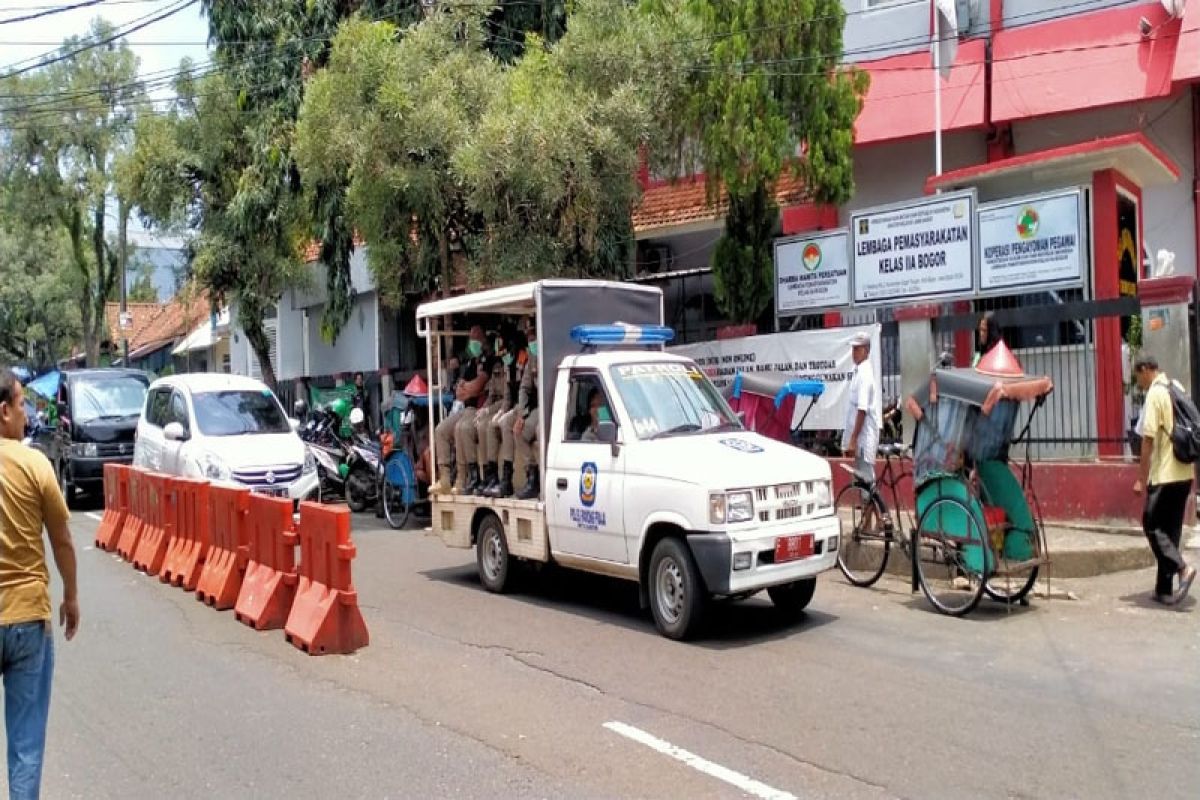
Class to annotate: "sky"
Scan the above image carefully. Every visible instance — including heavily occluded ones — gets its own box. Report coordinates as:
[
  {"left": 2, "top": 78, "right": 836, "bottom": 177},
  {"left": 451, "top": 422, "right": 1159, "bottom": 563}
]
[{"left": 3, "top": 0, "right": 213, "bottom": 249}]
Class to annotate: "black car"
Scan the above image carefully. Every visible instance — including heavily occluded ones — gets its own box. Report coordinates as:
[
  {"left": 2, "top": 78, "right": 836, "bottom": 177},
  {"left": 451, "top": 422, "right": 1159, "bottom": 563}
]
[{"left": 34, "top": 369, "right": 151, "bottom": 506}]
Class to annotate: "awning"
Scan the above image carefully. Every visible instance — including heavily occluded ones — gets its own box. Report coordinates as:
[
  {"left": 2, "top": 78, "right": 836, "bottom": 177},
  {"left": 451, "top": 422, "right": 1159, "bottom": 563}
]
[
  {"left": 853, "top": 39, "right": 987, "bottom": 146},
  {"left": 924, "top": 132, "right": 1181, "bottom": 197},
  {"left": 992, "top": 2, "right": 1185, "bottom": 124},
  {"left": 172, "top": 309, "right": 230, "bottom": 356}
]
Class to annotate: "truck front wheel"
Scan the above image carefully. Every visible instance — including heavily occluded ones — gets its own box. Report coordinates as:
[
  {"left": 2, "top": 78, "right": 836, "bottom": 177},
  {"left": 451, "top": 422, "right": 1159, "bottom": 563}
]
[
  {"left": 476, "top": 514, "right": 512, "bottom": 593},
  {"left": 767, "top": 578, "right": 817, "bottom": 619},
  {"left": 649, "top": 538, "right": 707, "bottom": 640}
]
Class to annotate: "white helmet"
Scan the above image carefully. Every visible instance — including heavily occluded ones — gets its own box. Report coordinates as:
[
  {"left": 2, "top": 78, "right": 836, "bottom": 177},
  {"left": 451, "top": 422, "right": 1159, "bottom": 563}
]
[{"left": 349, "top": 407, "right": 365, "bottom": 426}]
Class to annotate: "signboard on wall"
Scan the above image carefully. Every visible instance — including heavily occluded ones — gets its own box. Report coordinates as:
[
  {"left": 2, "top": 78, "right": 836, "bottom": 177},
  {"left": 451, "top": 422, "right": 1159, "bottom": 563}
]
[
  {"left": 978, "top": 189, "right": 1084, "bottom": 292},
  {"left": 774, "top": 230, "right": 851, "bottom": 315},
  {"left": 850, "top": 190, "right": 976, "bottom": 304},
  {"left": 670, "top": 325, "right": 881, "bottom": 432}
]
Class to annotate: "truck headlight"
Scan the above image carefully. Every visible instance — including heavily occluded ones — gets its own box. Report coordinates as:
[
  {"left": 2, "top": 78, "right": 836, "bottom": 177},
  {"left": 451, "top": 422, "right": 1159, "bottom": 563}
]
[
  {"left": 710, "top": 491, "right": 754, "bottom": 524},
  {"left": 71, "top": 443, "right": 98, "bottom": 458},
  {"left": 726, "top": 491, "right": 754, "bottom": 523},
  {"left": 202, "top": 452, "right": 232, "bottom": 482},
  {"left": 814, "top": 479, "right": 832, "bottom": 509}
]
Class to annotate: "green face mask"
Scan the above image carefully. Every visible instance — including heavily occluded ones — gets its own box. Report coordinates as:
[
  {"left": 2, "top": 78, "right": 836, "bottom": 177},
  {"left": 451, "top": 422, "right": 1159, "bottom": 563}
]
[
  {"left": 466, "top": 339, "right": 483, "bottom": 358},
  {"left": 503, "top": 354, "right": 513, "bottom": 367},
  {"left": 597, "top": 406, "right": 612, "bottom": 423},
  {"left": 528, "top": 341, "right": 538, "bottom": 358}
]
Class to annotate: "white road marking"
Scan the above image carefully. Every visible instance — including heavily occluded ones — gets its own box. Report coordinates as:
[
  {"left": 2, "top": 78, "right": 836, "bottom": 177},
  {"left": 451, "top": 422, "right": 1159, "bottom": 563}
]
[
  {"left": 85, "top": 512, "right": 104, "bottom": 522},
  {"left": 602, "top": 721, "right": 797, "bottom": 800}
]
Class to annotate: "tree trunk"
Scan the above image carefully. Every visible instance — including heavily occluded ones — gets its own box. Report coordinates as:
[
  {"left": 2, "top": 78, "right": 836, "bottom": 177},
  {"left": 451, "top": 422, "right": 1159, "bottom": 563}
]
[{"left": 244, "top": 318, "right": 278, "bottom": 393}]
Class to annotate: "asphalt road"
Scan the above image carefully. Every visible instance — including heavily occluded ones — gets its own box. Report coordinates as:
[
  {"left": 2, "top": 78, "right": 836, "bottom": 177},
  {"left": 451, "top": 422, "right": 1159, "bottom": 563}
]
[{"left": 16, "top": 510, "right": 1200, "bottom": 799}]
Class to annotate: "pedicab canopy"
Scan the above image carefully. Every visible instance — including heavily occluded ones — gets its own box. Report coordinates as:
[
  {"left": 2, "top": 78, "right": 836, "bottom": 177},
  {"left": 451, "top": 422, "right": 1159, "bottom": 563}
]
[
  {"left": 907, "top": 341, "right": 1053, "bottom": 480},
  {"left": 724, "top": 372, "right": 825, "bottom": 444},
  {"left": 906, "top": 341, "right": 1054, "bottom": 420}
]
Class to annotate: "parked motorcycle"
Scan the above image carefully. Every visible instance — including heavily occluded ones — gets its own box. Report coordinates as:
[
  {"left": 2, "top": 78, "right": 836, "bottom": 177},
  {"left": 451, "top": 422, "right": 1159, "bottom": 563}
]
[
  {"left": 295, "top": 400, "right": 352, "bottom": 503},
  {"left": 343, "top": 407, "right": 382, "bottom": 514}
]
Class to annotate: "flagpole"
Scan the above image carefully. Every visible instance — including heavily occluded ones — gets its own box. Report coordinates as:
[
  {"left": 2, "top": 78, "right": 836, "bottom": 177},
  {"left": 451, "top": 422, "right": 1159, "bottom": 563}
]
[{"left": 933, "top": 6, "right": 943, "bottom": 187}]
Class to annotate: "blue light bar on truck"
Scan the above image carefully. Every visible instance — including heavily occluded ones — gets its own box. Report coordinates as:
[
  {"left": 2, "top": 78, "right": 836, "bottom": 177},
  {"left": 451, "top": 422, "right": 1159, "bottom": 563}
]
[{"left": 570, "top": 323, "right": 676, "bottom": 346}]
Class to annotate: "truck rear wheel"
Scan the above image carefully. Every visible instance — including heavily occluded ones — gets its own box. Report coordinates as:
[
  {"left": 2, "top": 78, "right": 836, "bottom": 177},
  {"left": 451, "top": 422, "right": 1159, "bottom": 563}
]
[
  {"left": 767, "top": 579, "right": 817, "bottom": 619},
  {"left": 648, "top": 538, "right": 707, "bottom": 640},
  {"left": 476, "top": 514, "right": 512, "bottom": 594}
]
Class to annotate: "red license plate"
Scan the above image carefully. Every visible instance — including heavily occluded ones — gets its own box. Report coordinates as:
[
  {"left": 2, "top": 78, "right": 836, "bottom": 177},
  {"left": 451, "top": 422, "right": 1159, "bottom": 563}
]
[{"left": 775, "top": 534, "right": 814, "bottom": 563}]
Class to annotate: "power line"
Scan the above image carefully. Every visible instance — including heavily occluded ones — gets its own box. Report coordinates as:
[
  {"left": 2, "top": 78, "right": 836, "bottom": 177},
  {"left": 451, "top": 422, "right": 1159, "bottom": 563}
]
[
  {"left": 0, "top": 0, "right": 105, "bottom": 25},
  {"left": 0, "top": 0, "right": 194, "bottom": 77}
]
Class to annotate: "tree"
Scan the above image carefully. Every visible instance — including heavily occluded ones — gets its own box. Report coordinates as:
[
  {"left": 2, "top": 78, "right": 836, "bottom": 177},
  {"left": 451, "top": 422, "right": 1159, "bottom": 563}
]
[
  {"left": 124, "top": 256, "right": 161, "bottom": 303},
  {"left": 652, "top": 0, "right": 867, "bottom": 324},
  {"left": 0, "top": 20, "right": 144, "bottom": 364},
  {"left": 0, "top": 220, "right": 83, "bottom": 369},
  {"left": 296, "top": 1, "right": 689, "bottom": 296}
]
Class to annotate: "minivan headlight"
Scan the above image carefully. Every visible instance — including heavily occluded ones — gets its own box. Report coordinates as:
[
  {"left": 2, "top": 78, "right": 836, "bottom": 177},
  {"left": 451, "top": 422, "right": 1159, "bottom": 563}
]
[
  {"left": 303, "top": 449, "right": 316, "bottom": 475},
  {"left": 202, "top": 452, "right": 232, "bottom": 482},
  {"left": 709, "top": 491, "right": 754, "bottom": 525},
  {"left": 814, "top": 479, "right": 832, "bottom": 509}
]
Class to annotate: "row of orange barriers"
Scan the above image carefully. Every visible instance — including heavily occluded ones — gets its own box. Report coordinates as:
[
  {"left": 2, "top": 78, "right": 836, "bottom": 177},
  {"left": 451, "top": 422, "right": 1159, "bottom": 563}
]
[{"left": 96, "top": 463, "right": 369, "bottom": 655}]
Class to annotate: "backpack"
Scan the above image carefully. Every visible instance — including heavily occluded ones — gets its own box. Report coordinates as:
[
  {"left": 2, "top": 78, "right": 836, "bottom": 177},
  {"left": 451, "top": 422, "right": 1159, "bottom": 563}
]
[{"left": 1166, "top": 382, "right": 1200, "bottom": 464}]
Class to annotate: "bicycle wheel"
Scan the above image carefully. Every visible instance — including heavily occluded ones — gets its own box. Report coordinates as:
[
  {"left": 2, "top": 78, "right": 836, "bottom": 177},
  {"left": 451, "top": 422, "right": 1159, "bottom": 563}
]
[
  {"left": 382, "top": 454, "right": 415, "bottom": 530},
  {"left": 835, "top": 483, "right": 890, "bottom": 587},
  {"left": 913, "top": 497, "right": 986, "bottom": 617}
]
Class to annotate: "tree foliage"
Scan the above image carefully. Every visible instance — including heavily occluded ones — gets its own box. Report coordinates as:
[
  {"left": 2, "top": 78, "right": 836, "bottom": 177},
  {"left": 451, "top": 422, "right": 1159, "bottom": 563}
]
[
  {"left": 296, "top": 0, "right": 687, "bottom": 298},
  {"left": 650, "top": 0, "right": 867, "bottom": 323},
  {"left": 0, "top": 19, "right": 144, "bottom": 363},
  {"left": 0, "top": 219, "right": 82, "bottom": 369}
]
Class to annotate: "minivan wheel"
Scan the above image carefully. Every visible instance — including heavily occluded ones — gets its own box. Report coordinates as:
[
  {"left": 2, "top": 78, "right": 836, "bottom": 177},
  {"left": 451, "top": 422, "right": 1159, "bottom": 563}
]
[{"left": 58, "top": 462, "right": 76, "bottom": 509}]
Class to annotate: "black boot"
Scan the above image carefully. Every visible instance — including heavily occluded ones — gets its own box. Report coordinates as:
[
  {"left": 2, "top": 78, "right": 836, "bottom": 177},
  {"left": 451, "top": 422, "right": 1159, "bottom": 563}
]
[
  {"left": 515, "top": 464, "right": 540, "bottom": 500},
  {"left": 485, "top": 461, "right": 514, "bottom": 498},
  {"left": 464, "top": 463, "right": 482, "bottom": 495},
  {"left": 480, "top": 461, "right": 499, "bottom": 495}
]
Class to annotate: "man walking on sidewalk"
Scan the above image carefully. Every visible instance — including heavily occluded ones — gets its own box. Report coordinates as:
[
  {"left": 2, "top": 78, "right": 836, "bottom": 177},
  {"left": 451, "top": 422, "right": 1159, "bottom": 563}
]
[
  {"left": 0, "top": 369, "right": 80, "bottom": 799},
  {"left": 1132, "top": 354, "right": 1197, "bottom": 606}
]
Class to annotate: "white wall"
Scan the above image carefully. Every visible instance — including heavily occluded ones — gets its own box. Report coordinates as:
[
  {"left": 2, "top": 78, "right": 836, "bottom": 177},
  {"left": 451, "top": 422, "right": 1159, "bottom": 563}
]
[
  {"left": 842, "top": 131, "right": 987, "bottom": 217},
  {"left": 304, "top": 291, "right": 379, "bottom": 377},
  {"left": 1002, "top": 0, "right": 1130, "bottom": 27},
  {"left": 1012, "top": 95, "right": 1197, "bottom": 278}
]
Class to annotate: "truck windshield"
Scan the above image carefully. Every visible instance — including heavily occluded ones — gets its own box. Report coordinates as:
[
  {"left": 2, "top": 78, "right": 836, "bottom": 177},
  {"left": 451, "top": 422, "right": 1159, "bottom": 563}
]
[
  {"left": 609, "top": 362, "right": 741, "bottom": 440},
  {"left": 193, "top": 390, "right": 291, "bottom": 437},
  {"left": 72, "top": 376, "right": 148, "bottom": 423}
]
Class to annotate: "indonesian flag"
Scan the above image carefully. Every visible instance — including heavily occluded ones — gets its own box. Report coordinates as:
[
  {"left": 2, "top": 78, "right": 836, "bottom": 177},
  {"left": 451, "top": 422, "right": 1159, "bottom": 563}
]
[{"left": 932, "top": 0, "right": 958, "bottom": 79}]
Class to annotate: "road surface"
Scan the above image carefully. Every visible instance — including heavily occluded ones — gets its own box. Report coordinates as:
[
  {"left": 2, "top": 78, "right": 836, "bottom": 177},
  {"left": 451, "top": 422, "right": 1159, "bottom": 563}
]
[{"left": 21, "top": 511, "right": 1200, "bottom": 799}]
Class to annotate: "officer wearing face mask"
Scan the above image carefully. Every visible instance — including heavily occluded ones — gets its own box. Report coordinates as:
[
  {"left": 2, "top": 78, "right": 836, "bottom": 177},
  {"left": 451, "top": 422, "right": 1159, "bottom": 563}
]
[
  {"left": 485, "top": 319, "right": 532, "bottom": 498},
  {"left": 512, "top": 318, "right": 540, "bottom": 500},
  {"left": 472, "top": 329, "right": 512, "bottom": 495},
  {"left": 432, "top": 324, "right": 489, "bottom": 495}
]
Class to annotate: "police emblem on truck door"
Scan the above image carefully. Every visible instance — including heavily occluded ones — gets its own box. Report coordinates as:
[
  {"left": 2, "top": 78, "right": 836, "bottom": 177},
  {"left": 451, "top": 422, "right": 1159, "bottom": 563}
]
[{"left": 580, "top": 462, "right": 598, "bottom": 507}]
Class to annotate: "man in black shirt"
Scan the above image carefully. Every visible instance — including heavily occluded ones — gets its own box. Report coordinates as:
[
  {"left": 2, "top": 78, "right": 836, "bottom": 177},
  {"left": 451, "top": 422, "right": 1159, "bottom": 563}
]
[{"left": 432, "top": 325, "right": 489, "bottom": 495}]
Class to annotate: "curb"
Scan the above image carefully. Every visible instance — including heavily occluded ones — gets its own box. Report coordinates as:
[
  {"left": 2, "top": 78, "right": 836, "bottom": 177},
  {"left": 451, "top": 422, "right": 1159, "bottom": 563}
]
[{"left": 868, "top": 541, "right": 1155, "bottom": 581}]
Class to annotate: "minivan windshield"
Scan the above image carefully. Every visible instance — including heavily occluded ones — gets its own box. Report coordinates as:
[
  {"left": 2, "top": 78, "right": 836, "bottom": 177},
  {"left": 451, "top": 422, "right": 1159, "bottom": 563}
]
[
  {"left": 608, "top": 361, "right": 741, "bottom": 440},
  {"left": 71, "top": 376, "right": 148, "bottom": 424},
  {"left": 193, "top": 390, "right": 291, "bottom": 437}
]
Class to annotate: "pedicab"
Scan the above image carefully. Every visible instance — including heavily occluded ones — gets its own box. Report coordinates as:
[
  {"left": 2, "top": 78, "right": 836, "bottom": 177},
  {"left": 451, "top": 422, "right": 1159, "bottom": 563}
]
[
  {"left": 899, "top": 342, "right": 1054, "bottom": 616},
  {"left": 723, "top": 371, "right": 827, "bottom": 448}
]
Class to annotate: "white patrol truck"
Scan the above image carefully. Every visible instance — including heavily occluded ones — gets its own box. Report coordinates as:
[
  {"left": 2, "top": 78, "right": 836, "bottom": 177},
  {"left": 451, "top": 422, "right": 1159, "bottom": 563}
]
[{"left": 417, "top": 280, "right": 840, "bottom": 640}]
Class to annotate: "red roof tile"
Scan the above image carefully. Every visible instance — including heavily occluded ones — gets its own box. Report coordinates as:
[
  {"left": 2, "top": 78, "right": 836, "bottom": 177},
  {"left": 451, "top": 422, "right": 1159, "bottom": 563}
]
[{"left": 633, "top": 174, "right": 807, "bottom": 234}]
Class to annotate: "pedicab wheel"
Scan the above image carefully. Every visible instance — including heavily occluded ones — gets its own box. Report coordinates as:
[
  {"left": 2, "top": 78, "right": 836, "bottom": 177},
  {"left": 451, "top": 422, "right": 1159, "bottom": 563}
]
[
  {"left": 835, "top": 484, "right": 890, "bottom": 588},
  {"left": 914, "top": 497, "right": 986, "bottom": 617},
  {"left": 649, "top": 538, "right": 707, "bottom": 640},
  {"left": 984, "top": 566, "right": 1039, "bottom": 604},
  {"left": 476, "top": 514, "right": 512, "bottom": 593},
  {"left": 382, "top": 478, "right": 412, "bottom": 530}
]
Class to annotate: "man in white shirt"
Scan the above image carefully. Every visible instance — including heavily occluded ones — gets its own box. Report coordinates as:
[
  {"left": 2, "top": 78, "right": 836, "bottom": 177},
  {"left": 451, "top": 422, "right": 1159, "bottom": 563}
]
[{"left": 842, "top": 332, "right": 883, "bottom": 529}]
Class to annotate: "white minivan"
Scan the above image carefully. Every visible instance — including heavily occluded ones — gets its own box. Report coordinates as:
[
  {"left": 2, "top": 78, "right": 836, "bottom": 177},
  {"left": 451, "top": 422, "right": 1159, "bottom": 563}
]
[{"left": 133, "top": 374, "right": 318, "bottom": 501}]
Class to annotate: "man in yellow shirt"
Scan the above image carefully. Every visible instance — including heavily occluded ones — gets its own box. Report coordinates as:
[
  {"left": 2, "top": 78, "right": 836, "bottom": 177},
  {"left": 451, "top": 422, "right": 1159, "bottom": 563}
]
[
  {"left": 1133, "top": 355, "right": 1197, "bottom": 605},
  {"left": 0, "top": 370, "right": 79, "bottom": 799}
]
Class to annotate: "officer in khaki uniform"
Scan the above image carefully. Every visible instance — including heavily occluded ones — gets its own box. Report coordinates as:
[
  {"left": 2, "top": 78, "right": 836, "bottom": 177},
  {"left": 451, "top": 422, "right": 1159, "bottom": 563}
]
[
  {"left": 513, "top": 323, "right": 540, "bottom": 500},
  {"left": 432, "top": 325, "right": 488, "bottom": 495},
  {"left": 485, "top": 319, "right": 533, "bottom": 498},
  {"left": 472, "top": 335, "right": 509, "bottom": 495}
]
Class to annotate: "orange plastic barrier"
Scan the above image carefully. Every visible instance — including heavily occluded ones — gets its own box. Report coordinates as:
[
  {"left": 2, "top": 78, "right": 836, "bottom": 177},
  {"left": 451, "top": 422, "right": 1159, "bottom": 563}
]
[
  {"left": 115, "top": 468, "right": 147, "bottom": 561},
  {"left": 284, "top": 502, "right": 369, "bottom": 655},
  {"left": 132, "top": 474, "right": 175, "bottom": 576},
  {"left": 196, "top": 484, "right": 250, "bottom": 610},
  {"left": 234, "top": 495, "right": 299, "bottom": 631},
  {"left": 95, "top": 464, "right": 129, "bottom": 551},
  {"left": 161, "top": 478, "right": 211, "bottom": 591}
]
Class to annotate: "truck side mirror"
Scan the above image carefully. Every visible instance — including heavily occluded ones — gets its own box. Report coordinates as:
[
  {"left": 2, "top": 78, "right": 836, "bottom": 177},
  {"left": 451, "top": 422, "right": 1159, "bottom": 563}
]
[
  {"left": 596, "top": 419, "right": 619, "bottom": 456},
  {"left": 163, "top": 422, "right": 188, "bottom": 442}
]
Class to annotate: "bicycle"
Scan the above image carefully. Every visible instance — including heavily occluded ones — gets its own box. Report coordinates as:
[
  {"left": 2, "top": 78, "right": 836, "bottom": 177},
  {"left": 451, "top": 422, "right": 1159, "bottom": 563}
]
[{"left": 835, "top": 442, "right": 914, "bottom": 589}]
